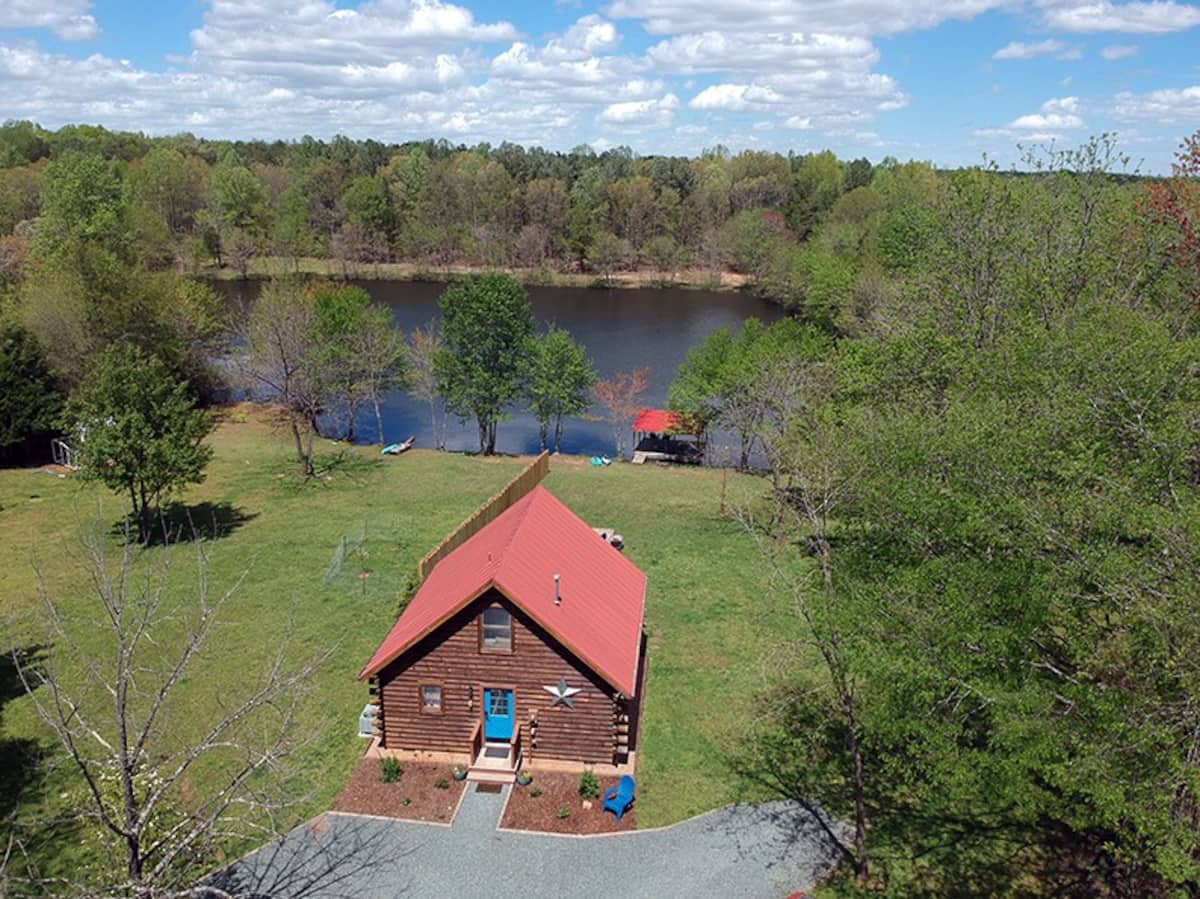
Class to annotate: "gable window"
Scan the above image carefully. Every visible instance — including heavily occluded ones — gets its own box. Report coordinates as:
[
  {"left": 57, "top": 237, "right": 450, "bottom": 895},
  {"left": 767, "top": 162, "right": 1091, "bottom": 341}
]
[
  {"left": 420, "top": 684, "right": 442, "bottom": 713},
  {"left": 480, "top": 606, "right": 513, "bottom": 653}
]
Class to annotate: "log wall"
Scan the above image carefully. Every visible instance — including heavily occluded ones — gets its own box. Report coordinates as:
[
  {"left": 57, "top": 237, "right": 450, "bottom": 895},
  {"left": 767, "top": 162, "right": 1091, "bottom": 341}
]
[{"left": 378, "top": 588, "right": 634, "bottom": 765}]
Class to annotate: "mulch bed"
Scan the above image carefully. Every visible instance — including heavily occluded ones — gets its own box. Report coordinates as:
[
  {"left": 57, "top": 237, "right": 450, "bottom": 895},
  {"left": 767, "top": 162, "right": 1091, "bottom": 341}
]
[
  {"left": 500, "top": 771, "right": 637, "bottom": 834},
  {"left": 332, "top": 757, "right": 465, "bottom": 824}
]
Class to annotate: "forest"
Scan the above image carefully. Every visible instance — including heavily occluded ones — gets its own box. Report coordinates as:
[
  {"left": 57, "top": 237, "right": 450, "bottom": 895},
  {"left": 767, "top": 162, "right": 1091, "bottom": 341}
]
[{"left": 1, "top": 117, "right": 1199, "bottom": 897}]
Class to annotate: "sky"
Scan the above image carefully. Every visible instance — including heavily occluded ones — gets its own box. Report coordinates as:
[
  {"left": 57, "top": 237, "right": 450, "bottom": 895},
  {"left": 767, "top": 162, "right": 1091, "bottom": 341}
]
[{"left": 0, "top": 0, "right": 1197, "bottom": 172}]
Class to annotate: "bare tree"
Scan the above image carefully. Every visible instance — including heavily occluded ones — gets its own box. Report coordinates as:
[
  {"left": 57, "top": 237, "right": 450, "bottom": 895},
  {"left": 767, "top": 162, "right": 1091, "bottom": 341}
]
[
  {"left": 242, "top": 279, "right": 322, "bottom": 477},
  {"left": 13, "top": 525, "right": 335, "bottom": 898},
  {"left": 592, "top": 366, "right": 649, "bottom": 460},
  {"left": 407, "top": 321, "right": 445, "bottom": 451}
]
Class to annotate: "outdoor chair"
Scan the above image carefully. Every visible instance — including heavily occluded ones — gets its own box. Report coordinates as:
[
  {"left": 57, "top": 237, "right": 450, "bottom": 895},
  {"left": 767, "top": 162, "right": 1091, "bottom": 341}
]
[{"left": 602, "top": 775, "right": 636, "bottom": 820}]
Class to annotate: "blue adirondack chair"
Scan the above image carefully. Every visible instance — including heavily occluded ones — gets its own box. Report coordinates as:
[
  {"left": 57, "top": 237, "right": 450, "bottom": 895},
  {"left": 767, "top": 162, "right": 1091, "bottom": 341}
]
[{"left": 602, "top": 775, "right": 636, "bottom": 820}]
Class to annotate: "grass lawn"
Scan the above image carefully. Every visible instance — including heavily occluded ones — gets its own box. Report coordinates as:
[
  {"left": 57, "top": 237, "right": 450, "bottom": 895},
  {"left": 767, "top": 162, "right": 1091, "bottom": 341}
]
[{"left": 0, "top": 405, "right": 812, "bottom": 876}]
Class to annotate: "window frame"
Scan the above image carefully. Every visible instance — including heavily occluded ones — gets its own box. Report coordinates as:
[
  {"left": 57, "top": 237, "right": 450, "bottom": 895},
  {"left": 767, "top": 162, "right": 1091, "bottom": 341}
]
[
  {"left": 419, "top": 683, "right": 444, "bottom": 715},
  {"left": 478, "top": 604, "right": 514, "bottom": 654}
]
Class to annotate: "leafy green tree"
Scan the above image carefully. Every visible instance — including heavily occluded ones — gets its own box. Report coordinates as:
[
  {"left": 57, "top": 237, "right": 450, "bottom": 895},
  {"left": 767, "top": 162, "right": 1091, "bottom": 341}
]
[
  {"left": 526, "top": 325, "right": 596, "bottom": 452},
  {"left": 0, "top": 323, "right": 62, "bottom": 454},
  {"left": 63, "top": 343, "right": 214, "bottom": 534},
  {"left": 786, "top": 150, "right": 844, "bottom": 240},
  {"left": 586, "top": 231, "right": 631, "bottom": 284},
  {"left": 32, "top": 151, "right": 129, "bottom": 272},
  {"left": 309, "top": 285, "right": 408, "bottom": 443},
  {"left": 435, "top": 274, "right": 535, "bottom": 454},
  {"left": 343, "top": 175, "right": 394, "bottom": 248}
]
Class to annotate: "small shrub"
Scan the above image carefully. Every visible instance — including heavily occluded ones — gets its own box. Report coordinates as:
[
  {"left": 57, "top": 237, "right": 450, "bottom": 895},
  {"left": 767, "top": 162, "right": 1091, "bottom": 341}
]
[
  {"left": 401, "top": 797, "right": 411, "bottom": 807},
  {"left": 379, "top": 757, "right": 402, "bottom": 784},
  {"left": 556, "top": 804, "right": 570, "bottom": 819},
  {"left": 529, "top": 786, "right": 543, "bottom": 798},
  {"left": 434, "top": 778, "right": 450, "bottom": 790},
  {"left": 579, "top": 769, "right": 599, "bottom": 799}
]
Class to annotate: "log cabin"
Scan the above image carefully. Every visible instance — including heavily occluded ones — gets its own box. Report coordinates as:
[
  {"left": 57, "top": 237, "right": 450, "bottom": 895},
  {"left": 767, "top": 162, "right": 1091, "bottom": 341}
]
[{"left": 359, "top": 454, "right": 647, "bottom": 782}]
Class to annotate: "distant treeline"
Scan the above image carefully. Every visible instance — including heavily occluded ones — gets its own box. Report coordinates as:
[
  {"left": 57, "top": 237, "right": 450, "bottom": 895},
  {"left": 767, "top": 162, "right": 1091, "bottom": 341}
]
[{"left": 0, "top": 119, "right": 1148, "bottom": 312}]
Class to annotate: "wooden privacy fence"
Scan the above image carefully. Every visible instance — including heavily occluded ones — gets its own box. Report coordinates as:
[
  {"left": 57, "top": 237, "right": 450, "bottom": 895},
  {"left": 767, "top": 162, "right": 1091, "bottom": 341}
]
[{"left": 416, "top": 451, "right": 550, "bottom": 583}]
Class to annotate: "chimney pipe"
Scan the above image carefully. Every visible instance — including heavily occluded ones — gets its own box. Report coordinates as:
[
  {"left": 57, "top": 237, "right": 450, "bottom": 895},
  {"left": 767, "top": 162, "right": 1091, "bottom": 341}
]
[{"left": 554, "top": 573, "right": 561, "bottom": 605}]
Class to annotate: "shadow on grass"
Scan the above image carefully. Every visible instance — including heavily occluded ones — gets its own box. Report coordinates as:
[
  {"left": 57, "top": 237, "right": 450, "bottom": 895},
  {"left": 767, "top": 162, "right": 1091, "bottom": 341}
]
[
  {"left": 309, "top": 450, "right": 384, "bottom": 484},
  {"left": 110, "top": 501, "right": 259, "bottom": 547},
  {"left": 0, "top": 646, "right": 48, "bottom": 820}
]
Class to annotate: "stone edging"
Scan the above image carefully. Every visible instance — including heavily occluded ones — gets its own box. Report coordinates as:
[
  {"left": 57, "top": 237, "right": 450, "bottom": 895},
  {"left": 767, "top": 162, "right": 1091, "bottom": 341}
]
[{"left": 493, "top": 791, "right": 731, "bottom": 840}]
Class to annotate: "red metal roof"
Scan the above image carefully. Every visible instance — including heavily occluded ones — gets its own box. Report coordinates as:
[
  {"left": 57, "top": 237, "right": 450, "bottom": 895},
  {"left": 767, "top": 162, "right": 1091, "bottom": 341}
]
[
  {"left": 359, "top": 486, "right": 647, "bottom": 696},
  {"left": 633, "top": 408, "right": 683, "bottom": 433}
]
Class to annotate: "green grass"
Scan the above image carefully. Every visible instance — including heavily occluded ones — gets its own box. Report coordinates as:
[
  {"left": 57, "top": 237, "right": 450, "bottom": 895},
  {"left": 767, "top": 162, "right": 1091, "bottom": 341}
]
[{"left": 0, "top": 405, "right": 810, "bottom": 872}]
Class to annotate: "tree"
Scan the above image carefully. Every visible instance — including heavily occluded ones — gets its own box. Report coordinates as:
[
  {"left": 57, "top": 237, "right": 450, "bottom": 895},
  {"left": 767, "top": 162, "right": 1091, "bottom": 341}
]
[
  {"left": 243, "top": 278, "right": 322, "bottom": 476},
  {"left": 32, "top": 151, "right": 129, "bottom": 273},
  {"left": 0, "top": 323, "right": 62, "bottom": 456},
  {"left": 526, "top": 325, "right": 596, "bottom": 452},
  {"left": 586, "top": 231, "right": 632, "bottom": 284},
  {"left": 343, "top": 175, "right": 394, "bottom": 250},
  {"left": 352, "top": 305, "right": 409, "bottom": 446},
  {"left": 435, "top": 274, "right": 535, "bottom": 455},
  {"left": 408, "top": 321, "right": 445, "bottom": 451},
  {"left": 13, "top": 528, "right": 343, "bottom": 897},
  {"left": 63, "top": 343, "right": 214, "bottom": 536},
  {"left": 1144, "top": 129, "right": 1200, "bottom": 305},
  {"left": 592, "top": 366, "right": 649, "bottom": 459},
  {"left": 786, "top": 151, "right": 844, "bottom": 240},
  {"left": 310, "top": 285, "right": 373, "bottom": 441}
]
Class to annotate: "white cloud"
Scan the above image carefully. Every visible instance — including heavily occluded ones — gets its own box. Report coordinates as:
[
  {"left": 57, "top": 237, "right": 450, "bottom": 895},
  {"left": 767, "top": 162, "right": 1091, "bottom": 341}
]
[
  {"left": 646, "top": 30, "right": 877, "bottom": 73},
  {"left": 605, "top": 0, "right": 1008, "bottom": 37},
  {"left": 1101, "top": 43, "right": 1140, "bottom": 58},
  {"left": 1037, "top": 0, "right": 1200, "bottom": 33},
  {"left": 993, "top": 39, "right": 1066, "bottom": 58},
  {"left": 598, "top": 93, "right": 679, "bottom": 125},
  {"left": 0, "top": 0, "right": 98, "bottom": 40},
  {"left": 976, "top": 95, "right": 1086, "bottom": 139},
  {"left": 1113, "top": 84, "right": 1200, "bottom": 122},
  {"left": 689, "top": 83, "right": 784, "bottom": 110}
]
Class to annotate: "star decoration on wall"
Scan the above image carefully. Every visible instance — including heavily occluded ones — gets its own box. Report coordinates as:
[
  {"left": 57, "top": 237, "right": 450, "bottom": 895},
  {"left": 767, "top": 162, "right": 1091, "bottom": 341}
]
[{"left": 542, "top": 677, "right": 581, "bottom": 708}]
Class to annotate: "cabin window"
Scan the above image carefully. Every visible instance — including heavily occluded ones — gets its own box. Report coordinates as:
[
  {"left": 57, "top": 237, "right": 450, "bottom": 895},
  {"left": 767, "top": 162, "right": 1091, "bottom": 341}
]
[
  {"left": 420, "top": 684, "right": 443, "bottom": 713},
  {"left": 480, "top": 606, "right": 513, "bottom": 653}
]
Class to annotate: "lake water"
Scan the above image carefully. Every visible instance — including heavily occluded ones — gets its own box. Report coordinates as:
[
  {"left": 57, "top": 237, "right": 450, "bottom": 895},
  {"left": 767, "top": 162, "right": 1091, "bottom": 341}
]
[{"left": 212, "top": 279, "right": 784, "bottom": 458}]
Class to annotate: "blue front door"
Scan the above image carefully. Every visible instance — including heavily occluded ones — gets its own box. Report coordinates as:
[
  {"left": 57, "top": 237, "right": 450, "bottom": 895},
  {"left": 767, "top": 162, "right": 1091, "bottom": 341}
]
[{"left": 483, "top": 688, "right": 514, "bottom": 741}]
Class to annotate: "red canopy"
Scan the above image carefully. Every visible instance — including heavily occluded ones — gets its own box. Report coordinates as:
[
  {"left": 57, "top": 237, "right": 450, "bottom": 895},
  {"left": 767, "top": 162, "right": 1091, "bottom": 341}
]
[{"left": 633, "top": 408, "right": 702, "bottom": 434}]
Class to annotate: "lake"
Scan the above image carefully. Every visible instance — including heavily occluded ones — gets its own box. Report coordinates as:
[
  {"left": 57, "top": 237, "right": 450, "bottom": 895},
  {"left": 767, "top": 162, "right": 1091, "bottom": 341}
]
[{"left": 212, "top": 279, "right": 784, "bottom": 458}]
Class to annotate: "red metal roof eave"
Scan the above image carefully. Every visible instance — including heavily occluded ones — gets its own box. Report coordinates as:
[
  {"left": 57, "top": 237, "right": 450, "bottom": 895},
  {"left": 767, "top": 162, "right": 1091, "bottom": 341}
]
[{"left": 358, "top": 575, "right": 643, "bottom": 696}]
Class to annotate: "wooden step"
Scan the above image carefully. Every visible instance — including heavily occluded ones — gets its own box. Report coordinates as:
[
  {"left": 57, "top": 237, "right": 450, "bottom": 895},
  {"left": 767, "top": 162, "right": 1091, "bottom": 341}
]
[{"left": 466, "top": 766, "right": 516, "bottom": 785}]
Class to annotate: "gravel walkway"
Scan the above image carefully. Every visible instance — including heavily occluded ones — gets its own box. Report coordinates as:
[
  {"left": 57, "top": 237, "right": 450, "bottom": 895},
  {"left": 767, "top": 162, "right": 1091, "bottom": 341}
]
[{"left": 212, "top": 785, "right": 843, "bottom": 899}]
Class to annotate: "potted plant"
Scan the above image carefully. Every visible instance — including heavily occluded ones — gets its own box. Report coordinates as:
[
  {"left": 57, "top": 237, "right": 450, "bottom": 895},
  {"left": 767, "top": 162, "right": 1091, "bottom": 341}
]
[
  {"left": 452, "top": 765, "right": 467, "bottom": 781},
  {"left": 516, "top": 769, "right": 533, "bottom": 786}
]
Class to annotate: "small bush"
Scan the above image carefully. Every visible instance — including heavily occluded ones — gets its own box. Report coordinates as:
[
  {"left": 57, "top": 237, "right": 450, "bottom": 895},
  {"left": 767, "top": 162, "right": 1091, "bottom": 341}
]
[
  {"left": 579, "top": 769, "right": 599, "bottom": 799},
  {"left": 529, "top": 786, "right": 543, "bottom": 798},
  {"left": 400, "top": 797, "right": 411, "bottom": 807},
  {"left": 556, "top": 804, "right": 571, "bottom": 819},
  {"left": 434, "top": 778, "right": 450, "bottom": 790},
  {"left": 379, "top": 757, "right": 402, "bottom": 784}
]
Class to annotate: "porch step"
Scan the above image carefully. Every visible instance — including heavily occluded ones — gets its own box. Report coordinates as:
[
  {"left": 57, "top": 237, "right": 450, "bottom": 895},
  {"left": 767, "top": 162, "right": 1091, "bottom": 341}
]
[{"left": 466, "top": 766, "right": 516, "bottom": 785}]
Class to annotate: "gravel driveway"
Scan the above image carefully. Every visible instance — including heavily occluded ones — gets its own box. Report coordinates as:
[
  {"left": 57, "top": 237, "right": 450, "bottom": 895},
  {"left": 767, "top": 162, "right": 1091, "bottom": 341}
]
[{"left": 212, "top": 785, "right": 843, "bottom": 898}]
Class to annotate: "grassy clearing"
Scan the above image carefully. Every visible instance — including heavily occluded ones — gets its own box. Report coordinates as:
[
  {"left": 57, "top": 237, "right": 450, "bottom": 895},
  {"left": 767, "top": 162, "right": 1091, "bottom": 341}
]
[{"left": 0, "top": 405, "right": 810, "bottom": 873}]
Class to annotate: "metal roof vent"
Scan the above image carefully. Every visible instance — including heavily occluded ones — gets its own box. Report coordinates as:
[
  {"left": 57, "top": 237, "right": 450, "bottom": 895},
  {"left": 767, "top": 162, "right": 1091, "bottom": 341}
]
[{"left": 554, "top": 573, "right": 561, "bottom": 605}]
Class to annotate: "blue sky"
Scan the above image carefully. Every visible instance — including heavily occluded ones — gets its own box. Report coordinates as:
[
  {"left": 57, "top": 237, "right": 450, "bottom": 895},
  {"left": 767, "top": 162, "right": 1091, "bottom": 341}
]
[{"left": 0, "top": 0, "right": 1197, "bottom": 171}]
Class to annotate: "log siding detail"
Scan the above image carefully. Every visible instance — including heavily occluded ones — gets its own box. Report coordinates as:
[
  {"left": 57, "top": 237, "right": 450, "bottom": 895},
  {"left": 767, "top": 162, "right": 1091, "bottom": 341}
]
[{"left": 379, "top": 589, "right": 632, "bottom": 765}]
